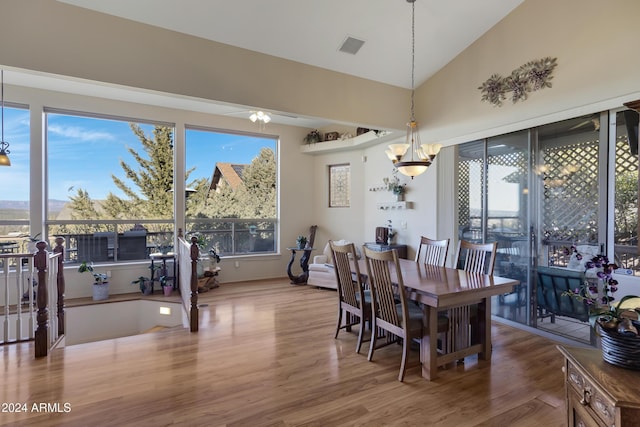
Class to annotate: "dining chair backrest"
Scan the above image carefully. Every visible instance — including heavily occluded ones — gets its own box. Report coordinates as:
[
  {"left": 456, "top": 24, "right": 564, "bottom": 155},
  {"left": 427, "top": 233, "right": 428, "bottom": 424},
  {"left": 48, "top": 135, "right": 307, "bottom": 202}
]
[
  {"left": 415, "top": 236, "right": 449, "bottom": 267},
  {"left": 453, "top": 240, "right": 498, "bottom": 275},
  {"left": 330, "top": 240, "right": 365, "bottom": 309},
  {"left": 362, "top": 246, "right": 407, "bottom": 333}
]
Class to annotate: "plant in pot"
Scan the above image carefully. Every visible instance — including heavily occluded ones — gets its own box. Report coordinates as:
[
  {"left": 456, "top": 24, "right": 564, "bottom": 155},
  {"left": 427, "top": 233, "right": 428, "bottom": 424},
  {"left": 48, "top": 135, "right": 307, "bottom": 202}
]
[
  {"left": 160, "top": 275, "right": 173, "bottom": 296},
  {"left": 78, "top": 261, "right": 109, "bottom": 301},
  {"left": 132, "top": 264, "right": 160, "bottom": 295},
  {"left": 296, "top": 235, "right": 308, "bottom": 249}
]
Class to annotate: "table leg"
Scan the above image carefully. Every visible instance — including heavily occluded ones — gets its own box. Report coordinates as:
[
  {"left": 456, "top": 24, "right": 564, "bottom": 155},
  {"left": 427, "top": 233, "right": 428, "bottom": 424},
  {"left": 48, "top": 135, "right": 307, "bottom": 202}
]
[
  {"left": 420, "top": 305, "right": 439, "bottom": 380},
  {"left": 478, "top": 298, "right": 491, "bottom": 360}
]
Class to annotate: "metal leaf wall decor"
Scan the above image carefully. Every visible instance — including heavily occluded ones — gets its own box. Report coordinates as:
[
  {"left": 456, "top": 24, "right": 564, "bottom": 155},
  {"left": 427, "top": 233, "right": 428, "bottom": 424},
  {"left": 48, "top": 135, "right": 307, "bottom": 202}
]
[{"left": 478, "top": 57, "right": 557, "bottom": 107}]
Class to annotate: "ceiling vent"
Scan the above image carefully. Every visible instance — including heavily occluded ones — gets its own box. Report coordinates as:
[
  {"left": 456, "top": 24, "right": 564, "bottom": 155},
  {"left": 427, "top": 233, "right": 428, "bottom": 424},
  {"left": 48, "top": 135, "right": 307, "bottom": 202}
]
[{"left": 338, "top": 36, "right": 365, "bottom": 55}]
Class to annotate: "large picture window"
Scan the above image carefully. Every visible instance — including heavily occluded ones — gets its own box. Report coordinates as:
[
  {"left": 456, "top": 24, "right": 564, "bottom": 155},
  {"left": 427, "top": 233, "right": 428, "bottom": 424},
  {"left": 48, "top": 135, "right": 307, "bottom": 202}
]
[
  {"left": 185, "top": 127, "right": 278, "bottom": 255},
  {"left": 0, "top": 105, "right": 31, "bottom": 251},
  {"left": 45, "top": 110, "right": 175, "bottom": 263}
]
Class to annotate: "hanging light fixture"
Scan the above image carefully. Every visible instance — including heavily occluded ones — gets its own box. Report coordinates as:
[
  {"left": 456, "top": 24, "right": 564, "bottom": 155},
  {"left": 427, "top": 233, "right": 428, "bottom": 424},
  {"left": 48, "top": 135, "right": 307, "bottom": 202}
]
[
  {"left": 387, "top": 0, "right": 441, "bottom": 179},
  {"left": 0, "top": 70, "right": 11, "bottom": 167},
  {"left": 249, "top": 111, "right": 271, "bottom": 124}
]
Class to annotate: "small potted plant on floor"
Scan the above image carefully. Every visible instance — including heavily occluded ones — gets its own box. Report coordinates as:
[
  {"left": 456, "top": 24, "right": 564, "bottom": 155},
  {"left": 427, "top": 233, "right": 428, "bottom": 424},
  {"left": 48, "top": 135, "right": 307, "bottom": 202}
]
[
  {"left": 131, "top": 264, "right": 160, "bottom": 295},
  {"left": 131, "top": 275, "right": 153, "bottom": 295},
  {"left": 78, "top": 261, "right": 109, "bottom": 301},
  {"left": 160, "top": 275, "right": 173, "bottom": 296}
]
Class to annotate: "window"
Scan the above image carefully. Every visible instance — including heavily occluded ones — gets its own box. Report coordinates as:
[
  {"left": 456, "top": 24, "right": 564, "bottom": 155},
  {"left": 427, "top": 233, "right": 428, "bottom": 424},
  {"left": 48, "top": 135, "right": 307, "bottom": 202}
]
[
  {"left": 45, "top": 110, "right": 175, "bottom": 263},
  {"left": 328, "top": 164, "right": 350, "bottom": 207},
  {"left": 185, "top": 127, "right": 278, "bottom": 255},
  {"left": 0, "top": 104, "right": 31, "bottom": 251},
  {"left": 614, "top": 109, "right": 639, "bottom": 275}
]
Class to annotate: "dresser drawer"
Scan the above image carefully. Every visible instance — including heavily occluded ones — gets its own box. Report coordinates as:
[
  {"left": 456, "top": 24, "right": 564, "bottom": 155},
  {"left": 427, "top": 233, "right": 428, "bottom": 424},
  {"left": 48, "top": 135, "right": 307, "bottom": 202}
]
[{"left": 567, "top": 361, "right": 616, "bottom": 426}]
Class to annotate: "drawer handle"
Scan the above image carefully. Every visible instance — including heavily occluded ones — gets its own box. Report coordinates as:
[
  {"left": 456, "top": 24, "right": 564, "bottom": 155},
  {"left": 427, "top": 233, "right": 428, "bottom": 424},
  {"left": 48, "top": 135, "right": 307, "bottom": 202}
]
[{"left": 580, "top": 389, "right": 591, "bottom": 406}]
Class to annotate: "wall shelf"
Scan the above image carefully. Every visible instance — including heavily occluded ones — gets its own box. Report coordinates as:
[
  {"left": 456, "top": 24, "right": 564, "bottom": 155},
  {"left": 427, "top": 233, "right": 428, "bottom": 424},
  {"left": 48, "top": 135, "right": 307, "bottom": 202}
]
[
  {"left": 376, "top": 201, "right": 411, "bottom": 210},
  {"left": 300, "top": 130, "right": 399, "bottom": 155}
]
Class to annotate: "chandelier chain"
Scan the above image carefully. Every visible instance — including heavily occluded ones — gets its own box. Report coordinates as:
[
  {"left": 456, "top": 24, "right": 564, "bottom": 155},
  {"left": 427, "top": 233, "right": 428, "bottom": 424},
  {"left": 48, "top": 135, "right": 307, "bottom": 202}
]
[{"left": 410, "top": 0, "right": 415, "bottom": 122}]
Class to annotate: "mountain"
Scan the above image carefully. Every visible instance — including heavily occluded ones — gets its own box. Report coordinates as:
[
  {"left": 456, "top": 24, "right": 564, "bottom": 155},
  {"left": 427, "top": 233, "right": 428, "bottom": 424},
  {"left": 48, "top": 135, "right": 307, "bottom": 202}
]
[{"left": 0, "top": 200, "right": 68, "bottom": 213}]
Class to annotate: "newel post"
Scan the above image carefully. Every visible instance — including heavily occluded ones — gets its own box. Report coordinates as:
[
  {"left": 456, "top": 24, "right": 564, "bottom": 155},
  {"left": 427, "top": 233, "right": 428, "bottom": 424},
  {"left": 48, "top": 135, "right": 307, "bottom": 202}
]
[
  {"left": 53, "top": 237, "right": 65, "bottom": 336},
  {"left": 34, "top": 241, "right": 49, "bottom": 358},
  {"left": 190, "top": 236, "right": 199, "bottom": 332}
]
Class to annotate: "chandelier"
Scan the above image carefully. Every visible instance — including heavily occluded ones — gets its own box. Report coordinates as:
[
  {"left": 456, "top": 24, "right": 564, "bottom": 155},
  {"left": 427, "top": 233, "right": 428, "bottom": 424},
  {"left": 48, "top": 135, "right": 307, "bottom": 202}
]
[
  {"left": 249, "top": 111, "right": 271, "bottom": 124},
  {"left": 0, "top": 70, "right": 10, "bottom": 167},
  {"left": 385, "top": 0, "right": 440, "bottom": 179}
]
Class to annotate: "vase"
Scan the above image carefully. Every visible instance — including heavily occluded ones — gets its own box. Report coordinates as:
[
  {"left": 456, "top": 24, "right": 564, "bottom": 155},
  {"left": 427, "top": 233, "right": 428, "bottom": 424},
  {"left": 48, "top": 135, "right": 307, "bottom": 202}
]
[
  {"left": 598, "top": 322, "right": 640, "bottom": 370},
  {"left": 395, "top": 193, "right": 404, "bottom": 201},
  {"left": 92, "top": 282, "right": 109, "bottom": 301},
  {"left": 163, "top": 286, "right": 172, "bottom": 296}
]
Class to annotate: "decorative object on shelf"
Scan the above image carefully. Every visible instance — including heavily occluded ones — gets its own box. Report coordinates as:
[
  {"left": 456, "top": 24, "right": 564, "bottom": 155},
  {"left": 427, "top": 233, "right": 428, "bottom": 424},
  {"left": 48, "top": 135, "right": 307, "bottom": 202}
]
[
  {"left": 324, "top": 131, "right": 339, "bottom": 141},
  {"left": 387, "top": 219, "right": 396, "bottom": 245},
  {"left": 339, "top": 132, "right": 353, "bottom": 140},
  {"left": 303, "top": 129, "right": 322, "bottom": 144},
  {"left": 383, "top": 170, "right": 406, "bottom": 201},
  {"left": 296, "top": 235, "right": 308, "bottom": 249},
  {"left": 384, "top": 0, "right": 441, "bottom": 179},
  {"left": 562, "top": 250, "right": 640, "bottom": 369},
  {"left": 78, "top": 261, "right": 109, "bottom": 301},
  {"left": 478, "top": 57, "right": 558, "bottom": 107},
  {"left": 0, "top": 70, "right": 11, "bottom": 166},
  {"left": 356, "top": 127, "right": 370, "bottom": 136},
  {"left": 376, "top": 201, "right": 410, "bottom": 210}
]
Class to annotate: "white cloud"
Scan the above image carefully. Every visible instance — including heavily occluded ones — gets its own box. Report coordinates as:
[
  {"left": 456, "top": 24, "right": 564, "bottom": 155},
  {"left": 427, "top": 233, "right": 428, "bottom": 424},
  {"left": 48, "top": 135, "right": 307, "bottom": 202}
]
[{"left": 47, "top": 124, "right": 115, "bottom": 142}]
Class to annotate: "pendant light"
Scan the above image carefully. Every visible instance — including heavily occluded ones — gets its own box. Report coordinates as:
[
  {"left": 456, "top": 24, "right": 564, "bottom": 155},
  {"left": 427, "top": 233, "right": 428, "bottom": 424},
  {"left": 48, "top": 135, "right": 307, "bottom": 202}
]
[{"left": 387, "top": 0, "right": 440, "bottom": 179}]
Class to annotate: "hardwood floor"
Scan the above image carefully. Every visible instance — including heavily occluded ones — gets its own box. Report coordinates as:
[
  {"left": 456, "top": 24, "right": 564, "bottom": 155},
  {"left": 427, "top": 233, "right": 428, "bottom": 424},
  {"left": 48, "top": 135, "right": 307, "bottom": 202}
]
[{"left": 1, "top": 278, "right": 567, "bottom": 426}]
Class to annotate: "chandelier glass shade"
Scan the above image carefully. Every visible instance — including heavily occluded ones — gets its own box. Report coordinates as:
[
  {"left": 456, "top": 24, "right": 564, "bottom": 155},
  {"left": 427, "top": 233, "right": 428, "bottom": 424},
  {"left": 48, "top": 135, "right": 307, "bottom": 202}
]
[{"left": 0, "top": 70, "right": 10, "bottom": 167}]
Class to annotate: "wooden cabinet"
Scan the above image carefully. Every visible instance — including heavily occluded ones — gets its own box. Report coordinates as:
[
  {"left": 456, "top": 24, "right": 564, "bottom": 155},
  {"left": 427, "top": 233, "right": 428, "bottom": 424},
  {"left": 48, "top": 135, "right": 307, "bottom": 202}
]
[
  {"left": 557, "top": 345, "right": 640, "bottom": 426},
  {"left": 364, "top": 243, "right": 407, "bottom": 259}
]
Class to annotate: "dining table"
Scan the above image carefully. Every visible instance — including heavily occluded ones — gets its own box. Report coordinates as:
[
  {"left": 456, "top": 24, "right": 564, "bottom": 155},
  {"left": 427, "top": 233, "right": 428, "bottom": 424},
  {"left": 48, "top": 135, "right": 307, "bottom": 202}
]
[{"left": 356, "top": 258, "right": 519, "bottom": 380}]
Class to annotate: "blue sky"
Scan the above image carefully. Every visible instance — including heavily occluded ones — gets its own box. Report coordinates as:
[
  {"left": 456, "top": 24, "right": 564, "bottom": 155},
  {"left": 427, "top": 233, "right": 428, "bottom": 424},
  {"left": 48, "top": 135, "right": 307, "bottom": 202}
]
[{"left": 0, "top": 108, "right": 275, "bottom": 201}]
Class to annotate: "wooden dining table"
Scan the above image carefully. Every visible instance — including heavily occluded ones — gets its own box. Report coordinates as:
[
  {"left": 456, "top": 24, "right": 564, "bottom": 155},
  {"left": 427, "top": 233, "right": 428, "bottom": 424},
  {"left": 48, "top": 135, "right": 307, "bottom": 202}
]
[{"left": 356, "top": 258, "right": 519, "bottom": 380}]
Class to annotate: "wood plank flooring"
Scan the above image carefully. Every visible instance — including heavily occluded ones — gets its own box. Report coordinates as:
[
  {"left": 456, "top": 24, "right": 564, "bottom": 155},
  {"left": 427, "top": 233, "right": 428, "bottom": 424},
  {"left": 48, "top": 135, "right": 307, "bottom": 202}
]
[{"left": 0, "top": 278, "right": 568, "bottom": 426}]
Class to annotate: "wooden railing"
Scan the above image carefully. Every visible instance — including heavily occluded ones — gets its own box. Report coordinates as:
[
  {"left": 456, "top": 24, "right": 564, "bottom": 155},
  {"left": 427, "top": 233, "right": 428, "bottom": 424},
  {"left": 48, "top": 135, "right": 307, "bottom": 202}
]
[
  {"left": 0, "top": 237, "right": 65, "bottom": 357},
  {"left": 177, "top": 231, "right": 199, "bottom": 332}
]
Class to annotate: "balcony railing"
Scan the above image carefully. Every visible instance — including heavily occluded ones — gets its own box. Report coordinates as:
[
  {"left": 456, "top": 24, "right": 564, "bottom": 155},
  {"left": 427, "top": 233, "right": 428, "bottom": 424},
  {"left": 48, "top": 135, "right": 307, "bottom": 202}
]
[{"left": 44, "top": 218, "right": 277, "bottom": 264}]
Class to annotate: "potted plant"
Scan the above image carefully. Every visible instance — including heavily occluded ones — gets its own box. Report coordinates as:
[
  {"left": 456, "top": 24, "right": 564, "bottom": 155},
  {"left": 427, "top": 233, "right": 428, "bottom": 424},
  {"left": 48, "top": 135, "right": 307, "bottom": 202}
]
[
  {"left": 383, "top": 172, "right": 407, "bottom": 201},
  {"left": 132, "top": 263, "right": 161, "bottom": 295},
  {"left": 160, "top": 275, "right": 173, "bottom": 296},
  {"left": 296, "top": 235, "right": 308, "bottom": 249},
  {"left": 78, "top": 261, "right": 109, "bottom": 301},
  {"left": 563, "top": 251, "right": 640, "bottom": 369},
  {"left": 131, "top": 275, "right": 153, "bottom": 295},
  {"left": 303, "top": 129, "right": 322, "bottom": 144}
]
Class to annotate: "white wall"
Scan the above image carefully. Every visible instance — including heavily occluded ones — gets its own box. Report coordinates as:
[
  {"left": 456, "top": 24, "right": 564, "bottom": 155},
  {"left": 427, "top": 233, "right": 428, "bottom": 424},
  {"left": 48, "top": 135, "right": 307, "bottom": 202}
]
[{"left": 65, "top": 300, "right": 182, "bottom": 345}]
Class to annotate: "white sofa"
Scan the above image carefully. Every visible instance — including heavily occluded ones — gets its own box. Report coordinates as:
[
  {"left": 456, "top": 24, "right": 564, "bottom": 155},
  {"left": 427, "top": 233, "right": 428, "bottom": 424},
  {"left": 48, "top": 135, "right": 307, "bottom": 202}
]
[{"left": 307, "top": 240, "right": 360, "bottom": 290}]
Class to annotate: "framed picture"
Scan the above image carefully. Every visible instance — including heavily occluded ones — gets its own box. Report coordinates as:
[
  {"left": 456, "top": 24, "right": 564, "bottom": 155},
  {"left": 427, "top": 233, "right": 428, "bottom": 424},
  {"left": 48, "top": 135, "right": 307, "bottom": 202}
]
[{"left": 328, "top": 163, "right": 350, "bottom": 208}]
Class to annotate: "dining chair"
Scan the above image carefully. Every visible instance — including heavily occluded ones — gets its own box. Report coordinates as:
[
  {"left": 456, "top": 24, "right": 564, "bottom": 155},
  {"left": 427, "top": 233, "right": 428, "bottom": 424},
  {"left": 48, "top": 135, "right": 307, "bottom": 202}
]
[
  {"left": 414, "top": 237, "right": 451, "bottom": 354},
  {"left": 330, "top": 240, "right": 370, "bottom": 353},
  {"left": 415, "top": 236, "right": 449, "bottom": 267},
  {"left": 363, "top": 246, "right": 423, "bottom": 381},
  {"left": 451, "top": 240, "right": 498, "bottom": 354},
  {"left": 453, "top": 240, "right": 498, "bottom": 275}
]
